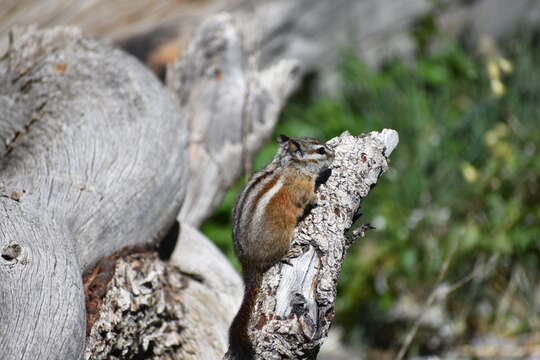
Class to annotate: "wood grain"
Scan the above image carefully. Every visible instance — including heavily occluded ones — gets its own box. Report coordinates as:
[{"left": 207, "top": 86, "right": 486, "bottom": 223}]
[{"left": 0, "top": 26, "right": 187, "bottom": 359}]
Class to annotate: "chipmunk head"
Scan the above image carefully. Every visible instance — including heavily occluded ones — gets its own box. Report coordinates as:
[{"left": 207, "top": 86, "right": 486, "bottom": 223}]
[{"left": 276, "top": 134, "right": 335, "bottom": 174}]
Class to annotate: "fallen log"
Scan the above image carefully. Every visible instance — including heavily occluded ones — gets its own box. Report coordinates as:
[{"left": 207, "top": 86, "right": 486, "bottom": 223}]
[{"left": 0, "top": 26, "right": 188, "bottom": 359}]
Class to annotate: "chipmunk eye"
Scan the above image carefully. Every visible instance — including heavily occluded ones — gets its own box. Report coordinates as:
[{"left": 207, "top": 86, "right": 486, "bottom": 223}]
[{"left": 316, "top": 147, "right": 326, "bottom": 155}]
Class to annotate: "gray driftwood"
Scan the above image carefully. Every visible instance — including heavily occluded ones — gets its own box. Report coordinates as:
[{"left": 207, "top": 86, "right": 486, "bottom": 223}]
[{"left": 0, "top": 26, "right": 187, "bottom": 359}]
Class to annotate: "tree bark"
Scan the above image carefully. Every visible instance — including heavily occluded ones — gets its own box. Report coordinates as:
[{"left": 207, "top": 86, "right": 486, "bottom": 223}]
[{"left": 0, "top": 26, "right": 187, "bottom": 359}]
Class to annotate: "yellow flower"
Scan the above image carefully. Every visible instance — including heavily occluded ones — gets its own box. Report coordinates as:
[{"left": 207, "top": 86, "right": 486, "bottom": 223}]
[
  {"left": 492, "top": 141, "right": 512, "bottom": 159},
  {"left": 490, "top": 78, "right": 505, "bottom": 97},
  {"left": 487, "top": 60, "right": 500, "bottom": 80},
  {"left": 484, "top": 122, "right": 509, "bottom": 146},
  {"left": 484, "top": 53, "right": 512, "bottom": 97},
  {"left": 497, "top": 57, "right": 513, "bottom": 74},
  {"left": 462, "top": 162, "right": 478, "bottom": 183}
]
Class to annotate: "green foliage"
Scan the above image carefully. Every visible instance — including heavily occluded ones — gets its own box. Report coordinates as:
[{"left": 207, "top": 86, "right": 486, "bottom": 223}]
[{"left": 202, "top": 33, "right": 540, "bottom": 346}]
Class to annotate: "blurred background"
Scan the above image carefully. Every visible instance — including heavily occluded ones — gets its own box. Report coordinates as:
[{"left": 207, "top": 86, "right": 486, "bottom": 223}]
[{"left": 2, "top": 0, "right": 539, "bottom": 359}]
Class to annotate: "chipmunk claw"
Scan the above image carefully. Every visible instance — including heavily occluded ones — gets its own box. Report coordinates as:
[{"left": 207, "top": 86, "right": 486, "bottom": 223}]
[
  {"left": 281, "top": 257, "right": 294, "bottom": 267},
  {"left": 281, "top": 247, "right": 303, "bottom": 266}
]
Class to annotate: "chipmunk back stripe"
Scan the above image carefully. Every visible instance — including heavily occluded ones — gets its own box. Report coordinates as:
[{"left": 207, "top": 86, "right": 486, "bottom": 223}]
[
  {"left": 234, "top": 170, "right": 277, "bottom": 246},
  {"left": 234, "top": 171, "right": 271, "bottom": 228},
  {"left": 248, "top": 174, "right": 284, "bottom": 241}
]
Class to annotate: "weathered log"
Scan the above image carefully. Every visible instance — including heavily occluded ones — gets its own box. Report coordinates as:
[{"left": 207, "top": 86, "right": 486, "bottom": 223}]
[
  {"left": 85, "top": 223, "right": 244, "bottom": 360},
  {"left": 0, "top": 26, "right": 187, "bottom": 359}
]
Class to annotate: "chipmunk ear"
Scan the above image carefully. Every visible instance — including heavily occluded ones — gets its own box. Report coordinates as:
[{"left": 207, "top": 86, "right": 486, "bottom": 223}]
[
  {"left": 277, "top": 135, "right": 302, "bottom": 155},
  {"left": 288, "top": 140, "right": 304, "bottom": 155},
  {"left": 288, "top": 140, "right": 299, "bottom": 152},
  {"left": 277, "top": 134, "right": 290, "bottom": 145}
]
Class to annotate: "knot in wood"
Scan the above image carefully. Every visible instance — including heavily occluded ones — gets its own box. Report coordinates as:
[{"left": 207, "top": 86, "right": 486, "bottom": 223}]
[{"left": 1, "top": 243, "right": 22, "bottom": 262}]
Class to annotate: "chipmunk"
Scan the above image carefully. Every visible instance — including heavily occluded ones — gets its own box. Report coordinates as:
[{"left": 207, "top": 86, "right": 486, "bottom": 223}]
[{"left": 228, "top": 135, "right": 335, "bottom": 359}]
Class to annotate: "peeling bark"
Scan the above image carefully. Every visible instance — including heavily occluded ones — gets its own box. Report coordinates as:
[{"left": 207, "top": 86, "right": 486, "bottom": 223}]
[{"left": 85, "top": 253, "right": 186, "bottom": 360}]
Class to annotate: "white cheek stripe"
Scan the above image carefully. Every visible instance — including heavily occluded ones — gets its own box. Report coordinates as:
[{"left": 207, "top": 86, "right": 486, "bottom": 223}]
[
  {"left": 304, "top": 153, "right": 323, "bottom": 161},
  {"left": 249, "top": 176, "right": 284, "bottom": 238}
]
